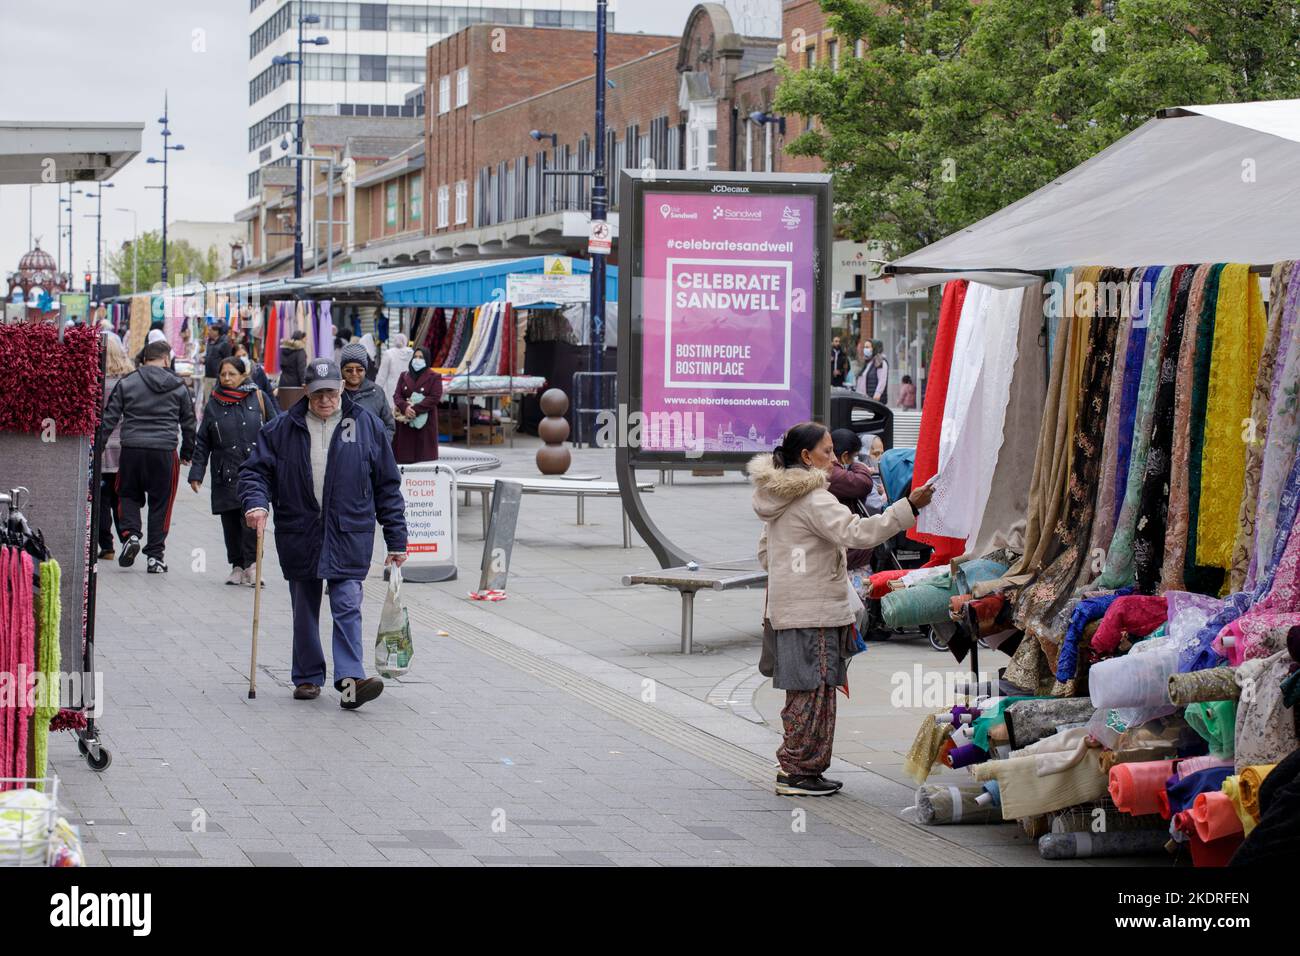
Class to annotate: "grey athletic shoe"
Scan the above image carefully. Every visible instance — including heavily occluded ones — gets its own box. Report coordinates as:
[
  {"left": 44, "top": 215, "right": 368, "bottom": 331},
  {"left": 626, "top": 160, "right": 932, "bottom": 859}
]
[{"left": 226, "top": 566, "right": 244, "bottom": 586}]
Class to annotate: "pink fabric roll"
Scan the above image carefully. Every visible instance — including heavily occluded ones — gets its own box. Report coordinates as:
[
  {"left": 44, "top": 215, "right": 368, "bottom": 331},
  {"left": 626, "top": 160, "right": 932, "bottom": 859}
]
[
  {"left": 1092, "top": 596, "right": 1169, "bottom": 656},
  {"left": 1190, "top": 791, "right": 1244, "bottom": 842},
  {"left": 1176, "top": 755, "right": 1235, "bottom": 776},
  {"left": 1108, "top": 759, "right": 1177, "bottom": 816}
]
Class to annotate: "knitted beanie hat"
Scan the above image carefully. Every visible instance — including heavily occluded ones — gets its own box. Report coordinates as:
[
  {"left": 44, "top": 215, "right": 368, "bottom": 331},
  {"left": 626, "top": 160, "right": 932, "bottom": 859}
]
[{"left": 340, "top": 343, "right": 370, "bottom": 369}]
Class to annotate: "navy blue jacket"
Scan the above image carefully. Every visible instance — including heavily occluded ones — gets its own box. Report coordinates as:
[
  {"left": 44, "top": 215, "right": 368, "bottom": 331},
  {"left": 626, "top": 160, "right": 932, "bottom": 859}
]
[{"left": 238, "top": 394, "right": 407, "bottom": 581}]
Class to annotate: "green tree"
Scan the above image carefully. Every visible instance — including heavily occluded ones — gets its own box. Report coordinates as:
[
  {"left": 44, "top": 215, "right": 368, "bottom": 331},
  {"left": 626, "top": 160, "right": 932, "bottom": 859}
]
[
  {"left": 776, "top": 0, "right": 1300, "bottom": 258},
  {"left": 106, "top": 230, "right": 223, "bottom": 294}
]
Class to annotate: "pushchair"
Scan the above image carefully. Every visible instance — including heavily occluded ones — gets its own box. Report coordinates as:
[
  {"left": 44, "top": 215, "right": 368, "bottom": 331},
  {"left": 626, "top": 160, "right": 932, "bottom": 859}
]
[{"left": 853, "top": 447, "right": 949, "bottom": 651}]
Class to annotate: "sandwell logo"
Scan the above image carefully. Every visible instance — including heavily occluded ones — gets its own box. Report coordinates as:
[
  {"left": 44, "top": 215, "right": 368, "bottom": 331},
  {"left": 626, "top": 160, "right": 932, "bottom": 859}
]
[
  {"left": 711, "top": 206, "right": 764, "bottom": 222},
  {"left": 658, "top": 204, "right": 698, "bottom": 220},
  {"left": 780, "top": 206, "right": 802, "bottom": 230}
]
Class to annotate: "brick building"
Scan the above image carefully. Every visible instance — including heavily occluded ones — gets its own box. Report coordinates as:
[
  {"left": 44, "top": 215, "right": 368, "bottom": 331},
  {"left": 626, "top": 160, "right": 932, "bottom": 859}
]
[{"left": 235, "top": 2, "right": 855, "bottom": 274}]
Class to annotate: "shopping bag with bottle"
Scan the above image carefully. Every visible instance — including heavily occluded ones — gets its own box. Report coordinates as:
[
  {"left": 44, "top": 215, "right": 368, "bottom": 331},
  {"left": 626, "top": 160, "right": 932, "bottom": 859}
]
[{"left": 375, "top": 566, "right": 414, "bottom": 678}]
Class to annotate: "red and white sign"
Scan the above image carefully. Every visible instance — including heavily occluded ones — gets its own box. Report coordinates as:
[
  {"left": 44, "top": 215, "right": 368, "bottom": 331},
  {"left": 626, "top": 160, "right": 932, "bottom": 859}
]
[{"left": 588, "top": 219, "right": 612, "bottom": 255}]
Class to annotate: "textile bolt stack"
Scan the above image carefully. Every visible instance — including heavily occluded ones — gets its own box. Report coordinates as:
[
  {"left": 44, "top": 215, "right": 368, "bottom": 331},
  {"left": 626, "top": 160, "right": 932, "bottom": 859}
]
[{"left": 895, "top": 264, "right": 1300, "bottom": 866}]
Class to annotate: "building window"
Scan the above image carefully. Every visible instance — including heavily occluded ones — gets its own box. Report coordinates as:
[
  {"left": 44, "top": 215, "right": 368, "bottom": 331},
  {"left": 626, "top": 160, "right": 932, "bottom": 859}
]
[
  {"left": 359, "top": 55, "right": 386, "bottom": 82},
  {"left": 386, "top": 182, "right": 398, "bottom": 228},
  {"left": 456, "top": 67, "right": 469, "bottom": 108},
  {"left": 439, "top": 75, "right": 451, "bottom": 114},
  {"left": 454, "top": 180, "right": 468, "bottom": 224},
  {"left": 855, "top": 39, "right": 865, "bottom": 58},
  {"left": 686, "top": 101, "right": 717, "bottom": 171},
  {"left": 828, "top": 39, "right": 839, "bottom": 71},
  {"left": 409, "top": 173, "right": 422, "bottom": 222},
  {"left": 534, "top": 10, "right": 561, "bottom": 26},
  {"left": 806, "top": 45, "right": 817, "bottom": 70},
  {"left": 359, "top": 3, "right": 386, "bottom": 30},
  {"left": 437, "top": 184, "right": 449, "bottom": 227}
]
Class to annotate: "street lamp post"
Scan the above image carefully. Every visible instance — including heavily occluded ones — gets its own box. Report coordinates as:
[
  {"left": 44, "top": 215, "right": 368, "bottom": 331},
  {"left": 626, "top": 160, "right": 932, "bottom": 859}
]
[
  {"left": 116, "top": 207, "right": 139, "bottom": 293},
  {"left": 273, "top": 13, "right": 329, "bottom": 279},
  {"left": 590, "top": 0, "right": 609, "bottom": 449},
  {"left": 146, "top": 93, "right": 185, "bottom": 285},
  {"left": 60, "top": 187, "right": 82, "bottom": 288},
  {"left": 284, "top": 152, "right": 345, "bottom": 281},
  {"left": 83, "top": 183, "right": 114, "bottom": 301}
]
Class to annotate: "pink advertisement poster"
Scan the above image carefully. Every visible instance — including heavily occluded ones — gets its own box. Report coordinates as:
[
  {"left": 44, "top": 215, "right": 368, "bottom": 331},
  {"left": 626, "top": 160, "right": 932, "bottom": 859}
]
[{"left": 640, "top": 190, "right": 816, "bottom": 452}]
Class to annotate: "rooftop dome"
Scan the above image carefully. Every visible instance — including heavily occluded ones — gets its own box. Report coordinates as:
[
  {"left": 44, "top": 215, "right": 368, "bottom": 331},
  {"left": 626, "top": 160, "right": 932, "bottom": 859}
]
[{"left": 18, "top": 243, "right": 57, "bottom": 274}]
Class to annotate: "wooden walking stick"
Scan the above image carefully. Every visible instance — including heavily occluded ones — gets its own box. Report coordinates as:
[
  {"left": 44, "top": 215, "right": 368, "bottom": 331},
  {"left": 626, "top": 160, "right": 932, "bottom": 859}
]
[{"left": 248, "top": 529, "right": 265, "bottom": 699}]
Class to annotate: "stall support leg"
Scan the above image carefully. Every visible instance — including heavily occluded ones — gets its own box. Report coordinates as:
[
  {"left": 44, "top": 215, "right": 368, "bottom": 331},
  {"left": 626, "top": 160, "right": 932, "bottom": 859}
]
[
  {"left": 576, "top": 494, "right": 585, "bottom": 526},
  {"left": 680, "top": 590, "right": 695, "bottom": 655},
  {"left": 622, "top": 508, "right": 630, "bottom": 549},
  {"left": 481, "top": 490, "right": 491, "bottom": 538}
]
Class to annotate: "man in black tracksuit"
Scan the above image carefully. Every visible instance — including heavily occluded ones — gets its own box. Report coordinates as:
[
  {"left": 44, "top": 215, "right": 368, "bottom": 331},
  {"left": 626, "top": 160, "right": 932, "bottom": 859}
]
[{"left": 99, "top": 340, "right": 197, "bottom": 573}]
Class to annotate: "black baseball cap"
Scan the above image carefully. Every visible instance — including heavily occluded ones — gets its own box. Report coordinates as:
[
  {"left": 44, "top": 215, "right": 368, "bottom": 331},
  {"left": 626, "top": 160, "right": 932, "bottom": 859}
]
[{"left": 304, "top": 358, "right": 343, "bottom": 393}]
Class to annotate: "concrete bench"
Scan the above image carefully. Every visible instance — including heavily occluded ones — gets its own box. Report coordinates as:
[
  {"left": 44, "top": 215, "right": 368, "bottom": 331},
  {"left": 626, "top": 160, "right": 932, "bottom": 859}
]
[
  {"left": 622, "top": 560, "right": 767, "bottom": 654},
  {"left": 455, "top": 473, "right": 654, "bottom": 547}
]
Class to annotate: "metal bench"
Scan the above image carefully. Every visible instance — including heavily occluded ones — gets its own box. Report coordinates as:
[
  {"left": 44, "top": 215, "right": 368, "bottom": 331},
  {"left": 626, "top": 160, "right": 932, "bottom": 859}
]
[
  {"left": 621, "top": 559, "right": 767, "bottom": 654},
  {"left": 455, "top": 473, "right": 654, "bottom": 547}
]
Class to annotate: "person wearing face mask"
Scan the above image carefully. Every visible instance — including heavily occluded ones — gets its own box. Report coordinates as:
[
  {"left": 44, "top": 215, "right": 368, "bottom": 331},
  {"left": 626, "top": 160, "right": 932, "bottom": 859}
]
[
  {"left": 340, "top": 342, "right": 395, "bottom": 442},
  {"left": 749, "top": 422, "right": 933, "bottom": 796},
  {"left": 856, "top": 338, "right": 889, "bottom": 404},
  {"left": 391, "top": 346, "right": 442, "bottom": 464},
  {"left": 239, "top": 359, "right": 408, "bottom": 708}
]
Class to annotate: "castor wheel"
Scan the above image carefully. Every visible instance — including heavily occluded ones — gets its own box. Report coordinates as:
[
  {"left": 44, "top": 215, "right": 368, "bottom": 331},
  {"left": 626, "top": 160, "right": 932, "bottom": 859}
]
[
  {"left": 927, "top": 626, "right": 950, "bottom": 652},
  {"left": 76, "top": 737, "right": 89, "bottom": 757},
  {"left": 85, "top": 747, "right": 112, "bottom": 772}
]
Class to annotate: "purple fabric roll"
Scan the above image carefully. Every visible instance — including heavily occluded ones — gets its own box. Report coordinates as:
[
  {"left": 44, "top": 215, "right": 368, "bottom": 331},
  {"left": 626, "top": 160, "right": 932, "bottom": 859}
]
[{"left": 948, "top": 744, "right": 989, "bottom": 769}]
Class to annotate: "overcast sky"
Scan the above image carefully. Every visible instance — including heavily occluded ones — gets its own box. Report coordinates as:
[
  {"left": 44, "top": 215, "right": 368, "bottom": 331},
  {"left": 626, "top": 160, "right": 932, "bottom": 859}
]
[{"left": 0, "top": 0, "right": 775, "bottom": 284}]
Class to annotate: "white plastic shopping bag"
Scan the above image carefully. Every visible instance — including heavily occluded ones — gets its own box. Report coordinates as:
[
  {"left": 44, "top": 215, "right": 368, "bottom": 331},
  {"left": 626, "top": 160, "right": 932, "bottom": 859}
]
[{"left": 375, "top": 566, "right": 414, "bottom": 678}]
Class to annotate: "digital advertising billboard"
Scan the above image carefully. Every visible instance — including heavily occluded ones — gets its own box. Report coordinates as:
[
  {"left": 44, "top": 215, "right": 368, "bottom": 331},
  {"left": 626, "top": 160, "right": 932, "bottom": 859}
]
[{"left": 618, "top": 170, "right": 831, "bottom": 466}]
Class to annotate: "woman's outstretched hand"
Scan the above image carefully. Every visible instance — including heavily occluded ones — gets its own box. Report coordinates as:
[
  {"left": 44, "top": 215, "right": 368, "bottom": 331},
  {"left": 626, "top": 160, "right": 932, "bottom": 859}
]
[{"left": 908, "top": 482, "right": 935, "bottom": 510}]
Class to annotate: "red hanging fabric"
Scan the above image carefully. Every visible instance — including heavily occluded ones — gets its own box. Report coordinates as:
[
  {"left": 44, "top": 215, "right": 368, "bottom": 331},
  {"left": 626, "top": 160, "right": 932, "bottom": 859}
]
[{"left": 907, "top": 280, "right": 969, "bottom": 562}]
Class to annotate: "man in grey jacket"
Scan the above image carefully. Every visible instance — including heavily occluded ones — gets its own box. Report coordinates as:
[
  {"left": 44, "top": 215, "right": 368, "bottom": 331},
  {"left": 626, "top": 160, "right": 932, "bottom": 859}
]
[{"left": 99, "top": 340, "right": 198, "bottom": 573}]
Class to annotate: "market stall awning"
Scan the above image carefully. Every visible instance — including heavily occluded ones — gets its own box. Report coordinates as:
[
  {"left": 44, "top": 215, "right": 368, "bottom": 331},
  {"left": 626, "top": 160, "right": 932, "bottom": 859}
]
[
  {"left": 377, "top": 256, "right": 618, "bottom": 308},
  {"left": 887, "top": 99, "right": 1300, "bottom": 287}
]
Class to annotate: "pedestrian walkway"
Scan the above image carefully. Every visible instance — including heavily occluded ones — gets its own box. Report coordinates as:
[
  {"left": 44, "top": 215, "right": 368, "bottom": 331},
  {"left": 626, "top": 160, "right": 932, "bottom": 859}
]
[{"left": 50, "top": 439, "right": 1130, "bottom": 866}]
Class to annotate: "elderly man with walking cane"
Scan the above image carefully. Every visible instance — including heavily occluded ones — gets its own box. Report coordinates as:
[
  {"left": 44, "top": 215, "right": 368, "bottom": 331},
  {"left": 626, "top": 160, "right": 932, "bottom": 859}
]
[{"left": 238, "top": 358, "right": 408, "bottom": 708}]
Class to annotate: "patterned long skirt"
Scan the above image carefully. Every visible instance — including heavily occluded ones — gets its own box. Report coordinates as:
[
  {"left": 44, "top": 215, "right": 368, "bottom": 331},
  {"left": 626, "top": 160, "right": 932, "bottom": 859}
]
[{"left": 776, "top": 682, "right": 837, "bottom": 776}]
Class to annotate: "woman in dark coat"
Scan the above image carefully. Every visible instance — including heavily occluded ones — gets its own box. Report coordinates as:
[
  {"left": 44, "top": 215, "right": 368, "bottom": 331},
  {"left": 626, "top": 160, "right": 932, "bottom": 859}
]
[
  {"left": 189, "top": 356, "right": 278, "bottom": 586},
  {"left": 278, "top": 330, "right": 309, "bottom": 388},
  {"left": 392, "top": 345, "right": 442, "bottom": 464}
]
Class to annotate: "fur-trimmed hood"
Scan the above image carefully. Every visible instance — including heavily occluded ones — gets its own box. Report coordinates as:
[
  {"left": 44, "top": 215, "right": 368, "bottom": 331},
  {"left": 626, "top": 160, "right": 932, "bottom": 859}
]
[
  {"left": 748, "top": 453, "right": 828, "bottom": 522},
  {"left": 280, "top": 337, "right": 306, "bottom": 350}
]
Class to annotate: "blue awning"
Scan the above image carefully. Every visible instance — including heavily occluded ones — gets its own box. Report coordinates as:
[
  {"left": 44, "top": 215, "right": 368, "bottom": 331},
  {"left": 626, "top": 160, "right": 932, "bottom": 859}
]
[{"left": 378, "top": 256, "right": 618, "bottom": 308}]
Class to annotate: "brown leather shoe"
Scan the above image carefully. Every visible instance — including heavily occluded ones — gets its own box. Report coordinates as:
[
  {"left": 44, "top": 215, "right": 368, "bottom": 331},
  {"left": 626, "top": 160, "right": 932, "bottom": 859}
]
[
  {"left": 293, "top": 684, "right": 320, "bottom": 700},
  {"left": 338, "top": 676, "right": 384, "bottom": 710}
]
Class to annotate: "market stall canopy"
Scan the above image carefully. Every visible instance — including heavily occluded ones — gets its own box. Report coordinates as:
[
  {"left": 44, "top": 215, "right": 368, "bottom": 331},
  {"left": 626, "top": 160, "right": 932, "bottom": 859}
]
[
  {"left": 887, "top": 99, "right": 1300, "bottom": 288},
  {"left": 0, "top": 121, "right": 143, "bottom": 185},
  {"left": 377, "top": 256, "right": 617, "bottom": 309}
]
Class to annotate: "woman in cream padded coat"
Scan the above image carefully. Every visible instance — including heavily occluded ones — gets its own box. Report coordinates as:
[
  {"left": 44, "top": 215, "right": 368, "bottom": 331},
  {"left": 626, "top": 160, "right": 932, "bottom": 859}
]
[{"left": 750, "top": 422, "right": 933, "bottom": 797}]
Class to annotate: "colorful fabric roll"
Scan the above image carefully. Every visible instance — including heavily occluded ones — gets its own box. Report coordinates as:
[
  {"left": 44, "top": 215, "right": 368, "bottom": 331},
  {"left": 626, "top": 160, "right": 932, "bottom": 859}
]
[
  {"left": 1221, "top": 775, "right": 1254, "bottom": 834},
  {"left": 1175, "top": 755, "right": 1234, "bottom": 776},
  {"left": 970, "top": 696, "right": 1037, "bottom": 751},
  {"left": 1108, "top": 760, "right": 1177, "bottom": 816},
  {"left": 914, "top": 784, "right": 1002, "bottom": 826},
  {"left": 904, "top": 717, "right": 950, "bottom": 785},
  {"left": 1239, "top": 764, "right": 1275, "bottom": 823},
  {"left": 1091, "top": 596, "right": 1168, "bottom": 657},
  {"left": 1089, "top": 639, "right": 1180, "bottom": 709},
  {"left": 1004, "top": 697, "right": 1095, "bottom": 750},
  {"left": 1057, "top": 586, "right": 1135, "bottom": 681},
  {"left": 1167, "top": 667, "right": 1239, "bottom": 706},
  {"left": 907, "top": 280, "right": 969, "bottom": 562},
  {"left": 1162, "top": 766, "right": 1235, "bottom": 820},
  {"left": 944, "top": 743, "right": 989, "bottom": 769},
  {"left": 1186, "top": 700, "right": 1237, "bottom": 756},
  {"left": 868, "top": 569, "right": 908, "bottom": 599},
  {"left": 1190, "top": 790, "right": 1244, "bottom": 842},
  {"left": 1039, "top": 830, "right": 1168, "bottom": 860},
  {"left": 32, "top": 559, "right": 60, "bottom": 784},
  {"left": 1198, "top": 264, "right": 1267, "bottom": 570}
]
